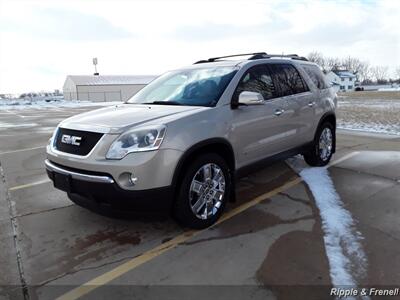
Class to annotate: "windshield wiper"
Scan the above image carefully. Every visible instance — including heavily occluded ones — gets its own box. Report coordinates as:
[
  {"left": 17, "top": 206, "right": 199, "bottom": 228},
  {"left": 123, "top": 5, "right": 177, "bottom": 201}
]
[{"left": 145, "top": 101, "right": 183, "bottom": 105}]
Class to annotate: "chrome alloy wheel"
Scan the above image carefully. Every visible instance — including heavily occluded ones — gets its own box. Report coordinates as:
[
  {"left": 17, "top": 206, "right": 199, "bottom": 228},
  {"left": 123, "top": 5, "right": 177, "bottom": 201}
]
[
  {"left": 319, "top": 127, "right": 333, "bottom": 161},
  {"left": 189, "top": 163, "right": 226, "bottom": 220}
]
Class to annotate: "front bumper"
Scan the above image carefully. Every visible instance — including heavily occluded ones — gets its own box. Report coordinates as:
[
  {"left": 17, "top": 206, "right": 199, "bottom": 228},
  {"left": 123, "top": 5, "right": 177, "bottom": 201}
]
[
  {"left": 45, "top": 159, "right": 114, "bottom": 183},
  {"left": 45, "top": 159, "right": 174, "bottom": 213},
  {"left": 47, "top": 138, "right": 183, "bottom": 190}
]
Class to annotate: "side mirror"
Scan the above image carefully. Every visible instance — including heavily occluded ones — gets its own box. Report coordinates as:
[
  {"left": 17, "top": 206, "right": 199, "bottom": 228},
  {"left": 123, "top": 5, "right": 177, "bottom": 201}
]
[{"left": 238, "top": 91, "right": 265, "bottom": 106}]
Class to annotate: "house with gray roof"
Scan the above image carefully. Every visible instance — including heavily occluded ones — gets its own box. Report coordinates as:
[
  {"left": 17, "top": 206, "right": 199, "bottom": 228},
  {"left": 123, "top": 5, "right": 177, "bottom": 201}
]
[{"left": 325, "top": 70, "right": 357, "bottom": 92}]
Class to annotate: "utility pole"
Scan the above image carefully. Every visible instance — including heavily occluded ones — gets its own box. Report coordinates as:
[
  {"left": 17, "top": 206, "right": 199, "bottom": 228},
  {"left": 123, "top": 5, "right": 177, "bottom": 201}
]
[{"left": 93, "top": 58, "right": 99, "bottom": 75}]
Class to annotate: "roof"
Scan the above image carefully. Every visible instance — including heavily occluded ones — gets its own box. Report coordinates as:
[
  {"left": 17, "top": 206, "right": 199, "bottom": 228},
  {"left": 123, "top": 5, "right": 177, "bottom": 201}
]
[
  {"left": 194, "top": 53, "right": 308, "bottom": 64},
  {"left": 182, "top": 60, "right": 243, "bottom": 69},
  {"left": 331, "top": 70, "right": 356, "bottom": 78},
  {"left": 182, "top": 57, "right": 317, "bottom": 71},
  {"left": 66, "top": 75, "right": 157, "bottom": 86}
]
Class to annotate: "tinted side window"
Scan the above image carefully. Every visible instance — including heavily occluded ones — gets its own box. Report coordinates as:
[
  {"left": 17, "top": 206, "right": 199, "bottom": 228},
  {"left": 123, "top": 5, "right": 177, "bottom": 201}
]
[
  {"left": 234, "top": 65, "right": 277, "bottom": 100},
  {"left": 301, "top": 64, "right": 329, "bottom": 89},
  {"left": 271, "top": 64, "right": 309, "bottom": 96}
]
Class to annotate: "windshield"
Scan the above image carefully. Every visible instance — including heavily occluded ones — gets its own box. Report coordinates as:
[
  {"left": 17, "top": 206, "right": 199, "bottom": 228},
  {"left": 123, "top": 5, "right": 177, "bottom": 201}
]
[{"left": 127, "top": 66, "right": 237, "bottom": 107}]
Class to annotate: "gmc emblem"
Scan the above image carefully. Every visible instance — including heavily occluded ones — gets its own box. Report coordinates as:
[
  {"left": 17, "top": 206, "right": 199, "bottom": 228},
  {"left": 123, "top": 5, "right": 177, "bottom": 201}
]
[{"left": 61, "top": 134, "right": 82, "bottom": 146}]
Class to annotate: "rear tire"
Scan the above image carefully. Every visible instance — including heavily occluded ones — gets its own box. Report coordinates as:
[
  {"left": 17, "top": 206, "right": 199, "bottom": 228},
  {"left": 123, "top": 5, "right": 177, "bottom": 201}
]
[
  {"left": 304, "top": 122, "right": 335, "bottom": 167},
  {"left": 173, "top": 153, "right": 231, "bottom": 229}
]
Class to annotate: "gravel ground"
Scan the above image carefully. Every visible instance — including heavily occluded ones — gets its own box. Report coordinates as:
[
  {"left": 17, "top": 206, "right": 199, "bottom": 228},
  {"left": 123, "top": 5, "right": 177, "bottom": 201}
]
[{"left": 337, "top": 91, "right": 400, "bottom": 136}]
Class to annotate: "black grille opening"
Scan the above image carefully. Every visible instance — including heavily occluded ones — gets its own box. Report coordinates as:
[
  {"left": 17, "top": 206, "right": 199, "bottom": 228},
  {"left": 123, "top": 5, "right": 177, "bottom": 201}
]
[{"left": 55, "top": 128, "right": 103, "bottom": 156}]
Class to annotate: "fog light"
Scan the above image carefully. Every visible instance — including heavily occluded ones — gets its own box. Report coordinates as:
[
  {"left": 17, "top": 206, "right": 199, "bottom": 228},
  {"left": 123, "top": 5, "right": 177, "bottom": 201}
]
[
  {"left": 118, "top": 172, "right": 138, "bottom": 188},
  {"left": 129, "top": 173, "right": 138, "bottom": 185}
]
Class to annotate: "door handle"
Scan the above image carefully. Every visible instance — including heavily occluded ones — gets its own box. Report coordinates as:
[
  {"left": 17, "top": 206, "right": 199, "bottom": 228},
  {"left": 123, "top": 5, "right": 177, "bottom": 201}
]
[
  {"left": 308, "top": 101, "right": 315, "bottom": 107},
  {"left": 274, "top": 108, "right": 284, "bottom": 116}
]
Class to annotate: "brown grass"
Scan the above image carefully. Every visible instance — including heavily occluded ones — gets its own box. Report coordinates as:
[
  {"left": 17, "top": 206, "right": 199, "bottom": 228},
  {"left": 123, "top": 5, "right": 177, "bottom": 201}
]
[
  {"left": 337, "top": 91, "right": 400, "bottom": 135},
  {"left": 340, "top": 91, "right": 400, "bottom": 100},
  {"left": 337, "top": 106, "right": 400, "bottom": 127}
]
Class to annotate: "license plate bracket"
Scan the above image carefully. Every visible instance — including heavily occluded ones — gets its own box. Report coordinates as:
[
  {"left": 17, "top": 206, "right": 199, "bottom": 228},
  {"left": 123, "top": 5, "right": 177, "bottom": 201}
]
[{"left": 53, "top": 173, "right": 72, "bottom": 193}]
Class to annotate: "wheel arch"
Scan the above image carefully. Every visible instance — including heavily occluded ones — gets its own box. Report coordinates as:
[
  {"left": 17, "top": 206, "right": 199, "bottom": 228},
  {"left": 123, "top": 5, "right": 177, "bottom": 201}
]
[
  {"left": 316, "top": 112, "right": 336, "bottom": 153},
  {"left": 171, "top": 138, "right": 235, "bottom": 193}
]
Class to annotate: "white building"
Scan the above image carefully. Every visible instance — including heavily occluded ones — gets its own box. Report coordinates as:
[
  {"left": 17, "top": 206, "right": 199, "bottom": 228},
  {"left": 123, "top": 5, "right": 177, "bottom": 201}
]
[
  {"left": 325, "top": 70, "right": 357, "bottom": 92},
  {"left": 63, "top": 75, "right": 156, "bottom": 102}
]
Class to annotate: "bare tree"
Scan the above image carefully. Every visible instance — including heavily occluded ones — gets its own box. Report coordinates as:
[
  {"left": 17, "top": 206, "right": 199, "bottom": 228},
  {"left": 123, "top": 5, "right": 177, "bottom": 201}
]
[
  {"left": 307, "top": 51, "right": 326, "bottom": 70},
  {"left": 370, "top": 66, "right": 389, "bottom": 83},
  {"left": 306, "top": 52, "right": 372, "bottom": 82},
  {"left": 341, "top": 56, "right": 357, "bottom": 71},
  {"left": 340, "top": 56, "right": 370, "bottom": 81},
  {"left": 325, "top": 57, "right": 341, "bottom": 72},
  {"left": 396, "top": 67, "right": 400, "bottom": 80},
  {"left": 357, "top": 61, "right": 371, "bottom": 83}
]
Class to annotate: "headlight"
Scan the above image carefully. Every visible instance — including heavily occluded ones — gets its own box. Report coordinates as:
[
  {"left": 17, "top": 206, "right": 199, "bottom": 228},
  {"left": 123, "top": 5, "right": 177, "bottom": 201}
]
[
  {"left": 48, "top": 128, "right": 58, "bottom": 147},
  {"left": 106, "top": 125, "right": 166, "bottom": 159}
]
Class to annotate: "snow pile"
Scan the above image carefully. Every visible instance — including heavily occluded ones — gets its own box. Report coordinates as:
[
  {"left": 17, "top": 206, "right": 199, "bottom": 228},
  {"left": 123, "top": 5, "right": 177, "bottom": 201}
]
[
  {"left": 337, "top": 121, "right": 400, "bottom": 136},
  {"left": 338, "top": 99, "right": 400, "bottom": 110},
  {"left": 0, "top": 99, "right": 122, "bottom": 110},
  {"left": 378, "top": 87, "right": 400, "bottom": 92},
  {"left": 300, "top": 167, "right": 368, "bottom": 291}
]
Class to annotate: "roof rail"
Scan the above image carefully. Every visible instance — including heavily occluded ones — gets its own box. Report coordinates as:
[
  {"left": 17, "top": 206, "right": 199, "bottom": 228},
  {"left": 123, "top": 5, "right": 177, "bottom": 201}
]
[
  {"left": 194, "top": 52, "right": 308, "bottom": 64},
  {"left": 250, "top": 53, "right": 309, "bottom": 61},
  {"left": 194, "top": 52, "right": 267, "bottom": 64}
]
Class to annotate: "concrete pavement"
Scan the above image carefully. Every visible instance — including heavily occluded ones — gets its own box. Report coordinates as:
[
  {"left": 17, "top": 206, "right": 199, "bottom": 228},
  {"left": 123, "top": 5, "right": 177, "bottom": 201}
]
[{"left": 0, "top": 106, "right": 399, "bottom": 300}]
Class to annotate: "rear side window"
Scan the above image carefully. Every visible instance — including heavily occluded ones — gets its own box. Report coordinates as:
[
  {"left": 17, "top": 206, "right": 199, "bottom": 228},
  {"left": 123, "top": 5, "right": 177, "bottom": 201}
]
[
  {"left": 270, "top": 64, "right": 309, "bottom": 96},
  {"left": 234, "top": 64, "right": 278, "bottom": 100},
  {"left": 301, "top": 64, "right": 329, "bottom": 89}
]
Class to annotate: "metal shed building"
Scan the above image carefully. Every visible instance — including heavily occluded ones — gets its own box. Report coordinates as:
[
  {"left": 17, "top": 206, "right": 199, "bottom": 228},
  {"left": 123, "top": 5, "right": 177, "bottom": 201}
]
[{"left": 63, "top": 75, "right": 156, "bottom": 102}]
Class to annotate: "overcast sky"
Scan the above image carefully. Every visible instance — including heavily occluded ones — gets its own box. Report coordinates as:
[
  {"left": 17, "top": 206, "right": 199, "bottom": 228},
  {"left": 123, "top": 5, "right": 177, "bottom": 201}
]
[{"left": 0, "top": 0, "right": 399, "bottom": 94}]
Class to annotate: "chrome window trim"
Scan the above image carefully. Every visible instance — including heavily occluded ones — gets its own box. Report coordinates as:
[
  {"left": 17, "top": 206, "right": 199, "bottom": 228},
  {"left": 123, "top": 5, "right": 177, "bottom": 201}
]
[{"left": 279, "top": 91, "right": 313, "bottom": 100}]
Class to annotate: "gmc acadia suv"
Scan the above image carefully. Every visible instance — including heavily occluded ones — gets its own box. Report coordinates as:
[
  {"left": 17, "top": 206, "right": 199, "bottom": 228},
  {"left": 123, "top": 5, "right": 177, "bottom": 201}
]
[{"left": 45, "top": 52, "right": 337, "bottom": 228}]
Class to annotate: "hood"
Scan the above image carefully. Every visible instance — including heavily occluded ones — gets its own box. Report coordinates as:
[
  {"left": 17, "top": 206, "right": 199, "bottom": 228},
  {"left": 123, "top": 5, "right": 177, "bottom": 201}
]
[{"left": 59, "top": 104, "right": 206, "bottom": 134}]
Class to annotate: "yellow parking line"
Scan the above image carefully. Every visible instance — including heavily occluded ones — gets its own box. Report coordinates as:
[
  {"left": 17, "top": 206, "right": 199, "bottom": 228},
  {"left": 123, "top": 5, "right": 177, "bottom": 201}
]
[
  {"left": 56, "top": 177, "right": 301, "bottom": 300},
  {"left": 9, "top": 179, "right": 51, "bottom": 191},
  {"left": 56, "top": 151, "right": 359, "bottom": 300},
  {"left": 217, "top": 177, "right": 302, "bottom": 223},
  {"left": 7, "top": 152, "right": 355, "bottom": 194},
  {"left": 0, "top": 146, "right": 45, "bottom": 155},
  {"left": 328, "top": 151, "right": 359, "bottom": 167},
  {"left": 5, "top": 110, "right": 25, "bottom": 118}
]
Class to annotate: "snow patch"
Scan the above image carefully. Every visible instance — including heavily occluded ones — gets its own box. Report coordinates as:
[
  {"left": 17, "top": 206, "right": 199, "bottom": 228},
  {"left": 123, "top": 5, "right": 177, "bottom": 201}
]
[
  {"left": 0, "top": 122, "right": 38, "bottom": 129},
  {"left": 378, "top": 87, "right": 400, "bottom": 91},
  {"left": 337, "top": 123, "right": 400, "bottom": 136},
  {"left": 0, "top": 99, "right": 122, "bottom": 110},
  {"left": 299, "top": 167, "right": 368, "bottom": 291},
  {"left": 338, "top": 99, "right": 400, "bottom": 110}
]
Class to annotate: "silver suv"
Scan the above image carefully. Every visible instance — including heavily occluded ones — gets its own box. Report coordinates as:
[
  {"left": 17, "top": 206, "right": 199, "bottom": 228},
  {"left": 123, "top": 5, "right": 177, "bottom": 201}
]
[{"left": 45, "top": 52, "right": 337, "bottom": 228}]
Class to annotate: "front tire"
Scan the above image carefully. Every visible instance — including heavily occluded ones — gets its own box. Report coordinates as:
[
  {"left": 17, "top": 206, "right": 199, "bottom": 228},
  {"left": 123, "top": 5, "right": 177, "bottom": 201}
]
[
  {"left": 173, "top": 153, "right": 232, "bottom": 229},
  {"left": 304, "top": 122, "right": 335, "bottom": 166}
]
